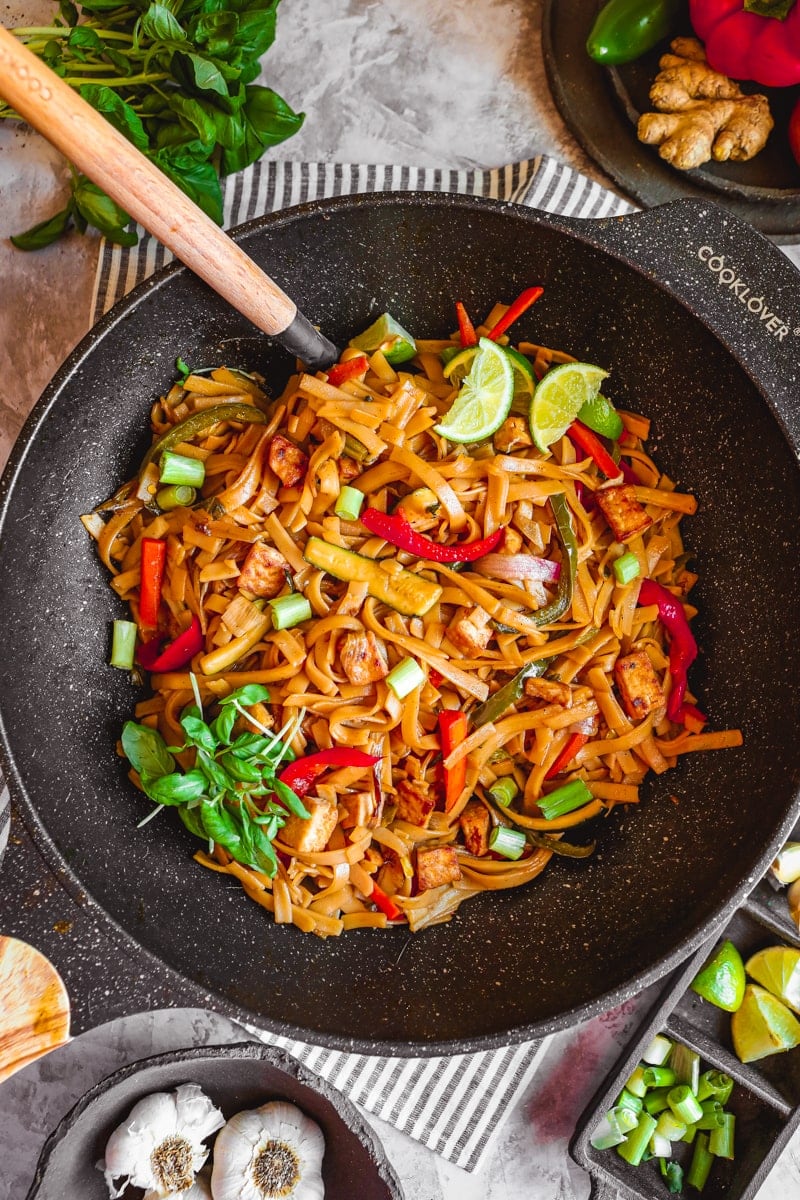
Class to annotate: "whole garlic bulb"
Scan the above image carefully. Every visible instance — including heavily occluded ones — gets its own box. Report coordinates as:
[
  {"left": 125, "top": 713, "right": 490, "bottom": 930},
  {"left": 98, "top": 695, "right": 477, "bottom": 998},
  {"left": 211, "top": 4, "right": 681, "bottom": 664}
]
[
  {"left": 100, "top": 1083, "right": 224, "bottom": 1199},
  {"left": 211, "top": 1101, "right": 325, "bottom": 1200}
]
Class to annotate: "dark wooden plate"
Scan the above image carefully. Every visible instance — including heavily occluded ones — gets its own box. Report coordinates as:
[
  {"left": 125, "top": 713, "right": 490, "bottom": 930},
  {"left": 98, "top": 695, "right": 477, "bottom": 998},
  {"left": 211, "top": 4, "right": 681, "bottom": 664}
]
[{"left": 542, "top": 0, "right": 800, "bottom": 240}]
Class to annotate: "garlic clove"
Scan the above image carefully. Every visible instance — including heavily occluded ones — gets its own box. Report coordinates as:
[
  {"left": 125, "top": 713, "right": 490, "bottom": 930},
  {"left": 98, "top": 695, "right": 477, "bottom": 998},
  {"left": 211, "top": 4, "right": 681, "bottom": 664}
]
[
  {"left": 211, "top": 1101, "right": 325, "bottom": 1200},
  {"left": 100, "top": 1083, "right": 224, "bottom": 1199},
  {"left": 144, "top": 1165, "right": 213, "bottom": 1200}
]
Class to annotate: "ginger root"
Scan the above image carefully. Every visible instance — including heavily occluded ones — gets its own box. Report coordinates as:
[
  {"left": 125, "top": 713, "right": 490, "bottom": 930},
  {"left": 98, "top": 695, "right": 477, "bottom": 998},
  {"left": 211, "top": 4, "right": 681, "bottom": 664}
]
[{"left": 637, "top": 37, "right": 773, "bottom": 170}]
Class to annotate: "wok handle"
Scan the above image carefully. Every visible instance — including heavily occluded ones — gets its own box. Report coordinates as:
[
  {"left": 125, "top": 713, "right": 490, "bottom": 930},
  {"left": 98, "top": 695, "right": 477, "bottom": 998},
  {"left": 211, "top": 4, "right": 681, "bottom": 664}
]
[
  {"left": 0, "top": 26, "right": 338, "bottom": 370},
  {"left": 555, "top": 199, "right": 800, "bottom": 450}
]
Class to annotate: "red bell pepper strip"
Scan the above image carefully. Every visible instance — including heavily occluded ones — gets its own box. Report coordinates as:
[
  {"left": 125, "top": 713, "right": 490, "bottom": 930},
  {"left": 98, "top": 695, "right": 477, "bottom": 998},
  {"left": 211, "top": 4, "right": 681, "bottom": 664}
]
[
  {"left": 326, "top": 355, "right": 368, "bottom": 388},
  {"left": 370, "top": 881, "right": 403, "bottom": 921},
  {"left": 360, "top": 507, "right": 503, "bottom": 563},
  {"left": 137, "top": 613, "right": 203, "bottom": 672},
  {"left": 638, "top": 578, "right": 699, "bottom": 726},
  {"left": 278, "top": 747, "right": 380, "bottom": 798},
  {"left": 486, "top": 286, "right": 544, "bottom": 341},
  {"left": 568, "top": 420, "right": 623, "bottom": 481},
  {"left": 139, "top": 537, "right": 166, "bottom": 628},
  {"left": 544, "top": 731, "right": 590, "bottom": 780},
  {"left": 439, "top": 710, "right": 468, "bottom": 812},
  {"left": 455, "top": 301, "right": 478, "bottom": 348}
]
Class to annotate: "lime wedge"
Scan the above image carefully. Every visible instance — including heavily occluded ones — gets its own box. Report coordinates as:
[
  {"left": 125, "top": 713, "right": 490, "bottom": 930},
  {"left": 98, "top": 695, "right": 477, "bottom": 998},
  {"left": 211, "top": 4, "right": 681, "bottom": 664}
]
[
  {"left": 577, "top": 392, "right": 624, "bottom": 440},
  {"left": 731, "top": 983, "right": 800, "bottom": 1062},
  {"left": 349, "top": 312, "right": 416, "bottom": 364},
  {"left": 505, "top": 346, "right": 536, "bottom": 415},
  {"left": 746, "top": 946, "right": 800, "bottom": 1014},
  {"left": 434, "top": 337, "right": 514, "bottom": 444},
  {"left": 442, "top": 346, "right": 478, "bottom": 385},
  {"left": 529, "top": 362, "right": 609, "bottom": 453},
  {"left": 690, "top": 939, "right": 745, "bottom": 1012}
]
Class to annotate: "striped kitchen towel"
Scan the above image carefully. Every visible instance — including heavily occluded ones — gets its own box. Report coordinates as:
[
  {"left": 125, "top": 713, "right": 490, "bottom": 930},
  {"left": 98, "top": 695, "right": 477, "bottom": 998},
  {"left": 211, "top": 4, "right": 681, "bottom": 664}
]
[{"left": 79, "top": 155, "right": 632, "bottom": 1173}]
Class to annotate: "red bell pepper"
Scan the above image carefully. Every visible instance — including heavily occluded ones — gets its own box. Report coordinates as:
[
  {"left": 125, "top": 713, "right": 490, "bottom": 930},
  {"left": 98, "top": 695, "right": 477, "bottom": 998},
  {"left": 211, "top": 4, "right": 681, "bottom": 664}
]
[
  {"left": 370, "top": 881, "right": 403, "bottom": 921},
  {"left": 567, "top": 420, "right": 623, "bottom": 480},
  {"left": 486, "top": 287, "right": 544, "bottom": 341},
  {"left": 326, "top": 355, "right": 368, "bottom": 388},
  {"left": 544, "top": 731, "right": 589, "bottom": 779},
  {"left": 360, "top": 507, "right": 503, "bottom": 563},
  {"left": 690, "top": 0, "right": 800, "bottom": 86},
  {"left": 137, "top": 613, "right": 203, "bottom": 672},
  {"left": 439, "top": 710, "right": 468, "bottom": 811},
  {"left": 455, "top": 301, "right": 478, "bottom": 348},
  {"left": 638, "top": 578, "right": 699, "bottom": 726},
  {"left": 278, "top": 747, "right": 380, "bottom": 797},
  {"left": 139, "top": 537, "right": 166, "bottom": 628}
]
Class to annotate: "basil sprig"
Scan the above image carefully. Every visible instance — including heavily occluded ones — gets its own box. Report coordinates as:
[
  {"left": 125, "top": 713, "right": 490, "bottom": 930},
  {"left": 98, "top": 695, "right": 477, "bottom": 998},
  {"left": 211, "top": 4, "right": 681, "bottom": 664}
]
[{"left": 121, "top": 682, "right": 308, "bottom": 878}]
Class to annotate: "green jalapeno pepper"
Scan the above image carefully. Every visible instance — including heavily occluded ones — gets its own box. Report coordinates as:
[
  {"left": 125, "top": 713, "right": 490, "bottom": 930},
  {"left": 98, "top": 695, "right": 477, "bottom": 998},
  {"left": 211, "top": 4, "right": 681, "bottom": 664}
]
[
  {"left": 140, "top": 403, "right": 268, "bottom": 475},
  {"left": 586, "top": 0, "right": 682, "bottom": 65}
]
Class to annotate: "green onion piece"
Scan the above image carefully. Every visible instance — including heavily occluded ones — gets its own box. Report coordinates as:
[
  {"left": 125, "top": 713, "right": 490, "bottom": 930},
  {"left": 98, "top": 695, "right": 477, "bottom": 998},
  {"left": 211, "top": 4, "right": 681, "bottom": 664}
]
[
  {"left": 488, "top": 776, "right": 519, "bottom": 808},
  {"left": 488, "top": 825, "right": 527, "bottom": 861},
  {"left": 772, "top": 841, "right": 800, "bottom": 884},
  {"left": 668, "top": 1085, "right": 704, "bottom": 1125},
  {"left": 682, "top": 1122, "right": 698, "bottom": 1145},
  {"left": 708, "top": 1112, "right": 734, "bottom": 1159},
  {"left": 616, "top": 1112, "right": 657, "bottom": 1166},
  {"left": 661, "top": 1160, "right": 684, "bottom": 1194},
  {"left": 159, "top": 450, "right": 206, "bottom": 487},
  {"left": 624, "top": 1065, "right": 648, "bottom": 1099},
  {"left": 610, "top": 1105, "right": 640, "bottom": 1134},
  {"left": 655, "top": 1110, "right": 687, "bottom": 1142},
  {"left": 696, "top": 1110, "right": 725, "bottom": 1131},
  {"left": 386, "top": 656, "right": 425, "bottom": 699},
  {"left": 590, "top": 1115, "right": 627, "bottom": 1150},
  {"left": 268, "top": 594, "right": 312, "bottom": 631},
  {"left": 334, "top": 485, "right": 365, "bottom": 521},
  {"left": 643, "top": 1066, "right": 676, "bottom": 1089},
  {"left": 687, "top": 1131, "right": 714, "bottom": 1190},
  {"left": 696, "top": 1070, "right": 733, "bottom": 1104},
  {"left": 538, "top": 777, "right": 593, "bottom": 821},
  {"left": 616, "top": 1088, "right": 644, "bottom": 1114},
  {"left": 670, "top": 1042, "right": 701, "bottom": 1095},
  {"left": 156, "top": 484, "right": 197, "bottom": 510},
  {"left": 110, "top": 619, "right": 137, "bottom": 670},
  {"left": 643, "top": 1087, "right": 673, "bottom": 1116},
  {"left": 650, "top": 1133, "right": 672, "bottom": 1159},
  {"left": 642, "top": 1034, "right": 673, "bottom": 1066},
  {"left": 613, "top": 551, "right": 641, "bottom": 585}
]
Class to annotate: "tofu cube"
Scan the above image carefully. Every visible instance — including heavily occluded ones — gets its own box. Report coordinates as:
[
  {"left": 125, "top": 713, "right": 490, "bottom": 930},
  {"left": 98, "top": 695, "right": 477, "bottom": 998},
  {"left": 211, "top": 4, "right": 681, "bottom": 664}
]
[
  {"left": 281, "top": 799, "right": 339, "bottom": 853},
  {"left": 459, "top": 800, "right": 491, "bottom": 857},
  {"left": 447, "top": 606, "right": 492, "bottom": 656},
  {"left": 339, "top": 630, "right": 389, "bottom": 685},
  {"left": 268, "top": 434, "right": 309, "bottom": 488},
  {"left": 494, "top": 417, "right": 533, "bottom": 453},
  {"left": 395, "top": 779, "right": 435, "bottom": 827},
  {"left": 339, "top": 790, "right": 375, "bottom": 829},
  {"left": 596, "top": 485, "right": 653, "bottom": 543},
  {"left": 614, "top": 649, "right": 666, "bottom": 720},
  {"left": 524, "top": 677, "right": 573, "bottom": 706},
  {"left": 416, "top": 845, "right": 462, "bottom": 891},
  {"left": 237, "top": 541, "right": 289, "bottom": 598}
]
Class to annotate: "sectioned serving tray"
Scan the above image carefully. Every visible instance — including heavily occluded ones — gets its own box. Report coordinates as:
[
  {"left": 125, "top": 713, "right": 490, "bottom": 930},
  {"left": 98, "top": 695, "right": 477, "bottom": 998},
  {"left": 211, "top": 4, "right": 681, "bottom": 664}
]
[{"left": 570, "top": 844, "right": 800, "bottom": 1200}]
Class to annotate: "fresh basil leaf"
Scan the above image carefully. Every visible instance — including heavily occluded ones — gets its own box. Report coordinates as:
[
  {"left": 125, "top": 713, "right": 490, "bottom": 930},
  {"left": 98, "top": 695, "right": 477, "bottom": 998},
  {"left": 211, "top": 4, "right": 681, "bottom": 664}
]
[
  {"left": 72, "top": 177, "right": 138, "bottom": 245},
  {"left": 250, "top": 821, "right": 279, "bottom": 876},
  {"left": 192, "top": 10, "right": 239, "bottom": 55},
  {"left": 68, "top": 26, "right": 105, "bottom": 54},
  {"left": 178, "top": 804, "right": 206, "bottom": 839},
  {"left": 273, "top": 778, "right": 310, "bottom": 820},
  {"left": 219, "top": 751, "right": 262, "bottom": 783},
  {"left": 10, "top": 205, "right": 72, "bottom": 251},
  {"left": 663, "top": 1161, "right": 683, "bottom": 1194},
  {"left": 79, "top": 85, "right": 150, "bottom": 151},
  {"left": 151, "top": 147, "right": 223, "bottom": 222},
  {"left": 219, "top": 683, "right": 270, "bottom": 707},
  {"left": 141, "top": 768, "right": 207, "bottom": 805},
  {"left": 180, "top": 713, "right": 218, "bottom": 754},
  {"left": 179, "top": 51, "right": 229, "bottom": 96},
  {"left": 233, "top": 6, "right": 278, "bottom": 58},
  {"left": 140, "top": 2, "right": 189, "bottom": 44},
  {"left": 196, "top": 747, "right": 231, "bottom": 793},
  {"left": 201, "top": 801, "right": 241, "bottom": 849},
  {"left": 229, "top": 731, "right": 271, "bottom": 756},
  {"left": 221, "top": 85, "right": 303, "bottom": 174},
  {"left": 58, "top": 0, "right": 79, "bottom": 25},
  {"left": 122, "top": 721, "right": 176, "bottom": 778},
  {"left": 211, "top": 704, "right": 237, "bottom": 745},
  {"left": 42, "top": 40, "right": 64, "bottom": 69},
  {"left": 164, "top": 92, "right": 219, "bottom": 147}
]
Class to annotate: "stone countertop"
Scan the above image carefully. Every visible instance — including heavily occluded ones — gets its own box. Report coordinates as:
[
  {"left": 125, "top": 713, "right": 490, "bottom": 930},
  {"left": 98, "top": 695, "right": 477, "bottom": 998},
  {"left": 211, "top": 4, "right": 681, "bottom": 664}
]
[{"left": 2, "top": 0, "right": 800, "bottom": 1196}]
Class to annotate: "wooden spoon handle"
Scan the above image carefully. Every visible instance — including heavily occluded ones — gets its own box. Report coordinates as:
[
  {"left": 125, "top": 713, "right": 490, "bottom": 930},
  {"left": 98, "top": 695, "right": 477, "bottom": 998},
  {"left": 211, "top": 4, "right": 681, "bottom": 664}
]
[
  {"left": 0, "top": 26, "right": 338, "bottom": 369},
  {"left": 0, "top": 936, "right": 70, "bottom": 1082}
]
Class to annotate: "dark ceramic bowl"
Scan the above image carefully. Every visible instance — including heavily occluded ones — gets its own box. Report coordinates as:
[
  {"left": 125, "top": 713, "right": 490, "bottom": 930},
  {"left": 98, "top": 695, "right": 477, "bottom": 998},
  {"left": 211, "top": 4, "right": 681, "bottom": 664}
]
[
  {"left": 0, "top": 193, "right": 799, "bottom": 1054},
  {"left": 26, "top": 1042, "right": 403, "bottom": 1199}
]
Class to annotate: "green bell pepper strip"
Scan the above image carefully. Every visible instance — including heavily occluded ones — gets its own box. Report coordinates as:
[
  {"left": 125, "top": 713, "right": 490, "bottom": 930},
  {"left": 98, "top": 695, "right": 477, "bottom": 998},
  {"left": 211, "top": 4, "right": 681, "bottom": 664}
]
[
  {"left": 471, "top": 659, "right": 551, "bottom": 727},
  {"left": 531, "top": 492, "right": 578, "bottom": 627},
  {"left": 586, "top": 0, "right": 683, "bottom": 65},
  {"left": 139, "top": 404, "right": 268, "bottom": 475}
]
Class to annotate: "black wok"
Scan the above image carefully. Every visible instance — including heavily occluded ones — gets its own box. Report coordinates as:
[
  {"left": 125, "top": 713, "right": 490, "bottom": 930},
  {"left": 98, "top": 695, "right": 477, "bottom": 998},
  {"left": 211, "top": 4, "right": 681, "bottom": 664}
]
[{"left": 1, "top": 193, "right": 799, "bottom": 1055}]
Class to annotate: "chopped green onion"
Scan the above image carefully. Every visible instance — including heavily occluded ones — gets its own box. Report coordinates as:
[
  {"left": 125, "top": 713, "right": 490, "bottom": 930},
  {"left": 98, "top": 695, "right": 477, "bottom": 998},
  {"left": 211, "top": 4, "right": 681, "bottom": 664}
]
[
  {"left": 613, "top": 551, "right": 641, "bottom": 585},
  {"left": 643, "top": 1087, "right": 672, "bottom": 1116},
  {"left": 538, "top": 777, "right": 593, "bottom": 821},
  {"left": 772, "top": 841, "right": 800, "bottom": 884},
  {"left": 616, "top": 1088, "right": 644, "bottom": 1114},
  {"left": 697, "top": 1070, "right": 733, "bottom": 1105},
  {"left": 642, "top": 1034, "right": 673, "bottom": 1066},
  {"left": 696, "top": 1107, "right": 725, "bottom": 1131},
  {"left": 159, "top": 450, "right": 206, "bottom": 487},
  {"left": 268, "top": 594, "right": 312, "bottom": 631},
  {"left": 610, "top": 1105, "right": 640, "bottom": 1134},
  {"left": 386, "top": 656, "right": 425, "bottom": 699},
  {"left": 708, "top": 1113, "right": 734, "bottom": 1159},
  {"left": 649, "top": 1133, "right": 672, "bottom": 1159},
  {"left": 488, "top": 825, "right": 527, "bottom": 861},
  {"left": 624, "top": 1066, "right": 648, "bottom": 1099},
  {"left": 655, "top": 1110, "right": 687, "bottom": 1142},
  {"left": 488, "top": 776, "right": 519, "bottom": 808},
  {"left": 110, "top": 619, "right": 137, "bottom": 670},
  {"left": 668, "top": 1085, "right": 704, "bottom": 1125},
  {"left": 591, "top": 1114, "right": 627, "bottom": 1150},
  {"left": 682, "top": 1122, "right": 698, "bottom": 1145},
  {"left": 643, "top": 1066, "right": 676, "bottom": 1089},
  {"left": 156, "top": 484, "right": 197, "bottom": 510},
  {"left": 335, "top": 485, "right": 365, "bottom": 522},
  {"left": 670, "top": 1042, "right": 700, "bottom": 1094},
  {"left": 616, "top": 1112, "right": 657, "bottom": 1166},
  {"left": 687, "top": 1131, "right": 714, "bottom": 1190}
]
